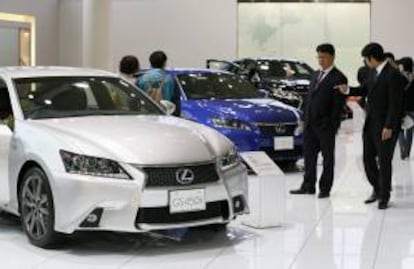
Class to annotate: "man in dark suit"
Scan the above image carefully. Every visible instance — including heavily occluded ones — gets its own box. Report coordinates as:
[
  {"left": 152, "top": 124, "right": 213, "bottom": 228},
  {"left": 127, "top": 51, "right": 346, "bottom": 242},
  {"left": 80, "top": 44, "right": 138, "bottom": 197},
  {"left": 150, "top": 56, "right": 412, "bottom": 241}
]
[
  {"left": 290, "top": 43, "right": 347, "bottom": 198},
  {"left": 337, "top": 43, "right": 404, "bottom": 209}
]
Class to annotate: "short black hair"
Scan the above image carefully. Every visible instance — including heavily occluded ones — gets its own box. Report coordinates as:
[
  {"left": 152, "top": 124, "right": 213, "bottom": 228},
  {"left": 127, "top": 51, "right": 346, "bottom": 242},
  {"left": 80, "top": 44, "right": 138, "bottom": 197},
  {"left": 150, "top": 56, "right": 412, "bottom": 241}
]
[
  {"left": 397, "top": 57, "right": 413, "bottom": 73},
  {"left": 384, "top": 52, "right": 395, "bottom": 61},
  {"left": 119, "top": 55, "right": 139, "bottom": 75},
  {"left": 316, "top": 43, "right": 335, "bottom": 56},
  {"left": 361, "top": 43, "right": 385, "bottom": 62},
  {"left": 149, "top": 51, "right": 168, "bottom": 69}
]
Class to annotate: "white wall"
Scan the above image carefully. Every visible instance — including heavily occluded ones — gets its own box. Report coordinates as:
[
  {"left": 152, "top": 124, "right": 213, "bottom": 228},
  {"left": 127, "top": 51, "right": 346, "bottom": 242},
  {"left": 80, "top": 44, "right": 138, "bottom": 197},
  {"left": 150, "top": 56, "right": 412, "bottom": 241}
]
[
  {"left": 0, "top": 0, "right": 60, "bottom": 65},
  {"left": 83, "top": 0, "right": 112, "bottom": 69},
  {"left": 59, "top": 0, "right": 112, "bottom": 69},
  {"left": 0, "top": 27, "right": 18, "bottom": 66},
  {"left": 58, "top": 0, "right": 83, "bottom": 67},
  {"left": 109, "top": 0, "right": 237, "bottom": 71},
  {"left": 371, "top": 0, "right": 414, "bottom": 59}
]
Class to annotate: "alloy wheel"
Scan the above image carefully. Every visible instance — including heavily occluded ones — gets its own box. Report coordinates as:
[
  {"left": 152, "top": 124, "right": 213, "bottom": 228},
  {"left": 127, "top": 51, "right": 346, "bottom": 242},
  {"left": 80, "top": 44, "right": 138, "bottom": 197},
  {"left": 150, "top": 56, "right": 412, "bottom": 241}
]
[{"left": 21, "top": 173, "right": 50, "bottom": 240}]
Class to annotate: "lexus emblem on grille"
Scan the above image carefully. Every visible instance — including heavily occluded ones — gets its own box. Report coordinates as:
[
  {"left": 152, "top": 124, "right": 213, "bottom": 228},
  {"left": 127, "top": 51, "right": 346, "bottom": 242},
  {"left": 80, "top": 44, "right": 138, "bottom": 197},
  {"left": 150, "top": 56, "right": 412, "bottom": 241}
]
[
  {"left": 274, "top": 124, "right": 287, "bottom": 134},
  {"left": 176, "top": 168, "right": 195, "bottom": 185}
]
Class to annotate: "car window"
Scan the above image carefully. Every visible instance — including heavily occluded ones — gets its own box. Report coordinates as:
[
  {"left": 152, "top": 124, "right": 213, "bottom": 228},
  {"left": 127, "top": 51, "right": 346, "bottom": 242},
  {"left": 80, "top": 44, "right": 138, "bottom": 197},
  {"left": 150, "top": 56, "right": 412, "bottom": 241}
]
[
  {"left": 284, "top": 61, "right": 314, "bottom": 76},
  {"left": 177, "top": 72, "right": 260, "bottom": 100},
  {"left": 13, "top": 76, "right": 164, "bottom": 119},
  {"left": 0, "top": 78, "right": 13, "bottom": 122},
  {"left": 256, "top": 60, "right": 286, "bottom": 78}
]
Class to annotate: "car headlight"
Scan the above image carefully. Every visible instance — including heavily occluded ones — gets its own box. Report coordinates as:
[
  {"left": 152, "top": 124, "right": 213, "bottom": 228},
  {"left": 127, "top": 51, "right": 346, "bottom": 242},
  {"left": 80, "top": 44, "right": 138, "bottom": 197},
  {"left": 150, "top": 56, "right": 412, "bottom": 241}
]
[
  {"left": 211, "top": 118, "right": 252, "bottom": 131},
  {"left": 220, "top": 147, "right": 241, "bottom": 170},
  {"left": 294, "top": 120, "right": 304, "bottom": 136},
  {"left": 60, "top": 150, "right": 132, "bottom": 180}
]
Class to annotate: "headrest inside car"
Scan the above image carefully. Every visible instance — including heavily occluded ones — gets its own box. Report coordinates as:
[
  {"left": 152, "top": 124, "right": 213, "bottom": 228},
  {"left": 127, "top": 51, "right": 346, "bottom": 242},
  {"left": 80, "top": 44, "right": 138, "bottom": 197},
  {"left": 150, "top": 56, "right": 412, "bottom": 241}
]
[{"left": 51, "top": 86, "right": 87, "bottom": 111}]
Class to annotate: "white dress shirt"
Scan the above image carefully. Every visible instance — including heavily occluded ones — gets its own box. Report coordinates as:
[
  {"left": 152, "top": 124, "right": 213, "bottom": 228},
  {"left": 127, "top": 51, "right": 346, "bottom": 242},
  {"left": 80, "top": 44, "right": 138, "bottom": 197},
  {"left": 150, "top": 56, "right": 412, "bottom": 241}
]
[
  {"left": 318, "top": 65, "right": 334, "bottom": 82},
  {"left": 375, "top": 60, "right": 387, "bottom": 77}
]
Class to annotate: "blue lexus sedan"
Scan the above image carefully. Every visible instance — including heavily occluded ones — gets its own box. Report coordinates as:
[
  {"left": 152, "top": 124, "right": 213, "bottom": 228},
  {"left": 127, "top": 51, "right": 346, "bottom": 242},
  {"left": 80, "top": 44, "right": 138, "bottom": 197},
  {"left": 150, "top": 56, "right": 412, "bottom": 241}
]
[{"left": 168, "top": 69, "right": 304, "bottom": 164}]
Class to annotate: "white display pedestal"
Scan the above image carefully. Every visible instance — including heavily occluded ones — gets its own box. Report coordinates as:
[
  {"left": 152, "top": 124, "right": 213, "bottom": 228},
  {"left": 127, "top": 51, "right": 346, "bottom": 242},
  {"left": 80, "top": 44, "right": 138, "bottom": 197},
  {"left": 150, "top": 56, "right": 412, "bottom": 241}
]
[{"left": 240, "top": 151, "right": 285, "bottom": 228}]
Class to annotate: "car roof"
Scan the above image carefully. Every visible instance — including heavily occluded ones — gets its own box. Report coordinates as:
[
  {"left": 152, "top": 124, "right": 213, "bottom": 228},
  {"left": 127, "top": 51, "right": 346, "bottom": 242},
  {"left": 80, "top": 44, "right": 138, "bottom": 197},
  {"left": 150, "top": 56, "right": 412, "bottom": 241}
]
[
  {"left": 166, "top": 68, "right": 233, "bottom": 76},
  {"left": 0, "top": 66, "right": 116, "bottom": 79},
  {"left": 238, "top": 57, "right": 304, "bottom": 63}
]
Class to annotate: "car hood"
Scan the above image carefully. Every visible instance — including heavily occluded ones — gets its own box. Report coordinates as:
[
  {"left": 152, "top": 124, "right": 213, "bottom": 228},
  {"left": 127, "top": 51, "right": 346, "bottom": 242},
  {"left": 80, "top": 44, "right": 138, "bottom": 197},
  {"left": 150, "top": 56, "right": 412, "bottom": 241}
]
[
  {"left": 187, "top": 98, "right": 301, "bottom": 123},
  {"left": 28, "top": 115, "right": 233, "bottom": 165}
]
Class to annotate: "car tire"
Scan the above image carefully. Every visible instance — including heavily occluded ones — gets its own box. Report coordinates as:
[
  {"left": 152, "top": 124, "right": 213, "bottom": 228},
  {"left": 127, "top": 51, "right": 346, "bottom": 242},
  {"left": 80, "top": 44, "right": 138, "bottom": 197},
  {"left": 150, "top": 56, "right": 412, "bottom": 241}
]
[{"left": 18, "top": 167, "right": 63, "bottom": 248}]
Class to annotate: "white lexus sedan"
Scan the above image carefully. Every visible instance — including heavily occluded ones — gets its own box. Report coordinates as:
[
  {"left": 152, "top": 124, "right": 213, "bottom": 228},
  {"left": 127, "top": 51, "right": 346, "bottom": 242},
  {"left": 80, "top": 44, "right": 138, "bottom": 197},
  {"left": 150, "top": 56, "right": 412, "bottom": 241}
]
[{"left": 0, "top": 67, "right": 248, "bottom": 248}]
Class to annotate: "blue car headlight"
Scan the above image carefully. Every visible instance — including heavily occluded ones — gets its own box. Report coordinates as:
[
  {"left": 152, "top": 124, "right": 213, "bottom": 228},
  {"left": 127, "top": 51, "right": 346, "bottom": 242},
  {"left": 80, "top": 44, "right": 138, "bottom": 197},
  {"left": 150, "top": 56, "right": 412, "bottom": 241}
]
[
  {"left": 211, "top": 118, "right": 252, "bottom": 131},
  {"left": 219, "top": 147, "right": 241, "bottom": 170},
  {"left": 60, "top": 150, "right": 132, "bottom": 180}
]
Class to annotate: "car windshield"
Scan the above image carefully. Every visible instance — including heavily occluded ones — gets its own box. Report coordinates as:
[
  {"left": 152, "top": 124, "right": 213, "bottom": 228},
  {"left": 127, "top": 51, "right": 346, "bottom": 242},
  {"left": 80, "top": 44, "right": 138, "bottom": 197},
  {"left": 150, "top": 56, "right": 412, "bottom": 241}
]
[
  {"left": 13, "top": 76, "right": 163, "bottom": 119},
  {"left": 256, "top": 60, "right": 314, "bottom": 79},
  {"left": 177, "top": 73, "right": 260, "bottom": 99}
]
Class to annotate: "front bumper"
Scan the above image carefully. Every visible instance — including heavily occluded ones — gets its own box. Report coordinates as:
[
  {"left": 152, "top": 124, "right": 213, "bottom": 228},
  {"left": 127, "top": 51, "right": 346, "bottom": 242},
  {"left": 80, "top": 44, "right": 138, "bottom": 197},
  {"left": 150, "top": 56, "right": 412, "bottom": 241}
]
[
  {"left": 51, "top": 163, "right": 248, "bottom": 234},
  {"left": 224, "top": 131, "right": 303, "bottom": 161},
  {"left": 258, "top": 136, "right": 303, "bottom": 161}
]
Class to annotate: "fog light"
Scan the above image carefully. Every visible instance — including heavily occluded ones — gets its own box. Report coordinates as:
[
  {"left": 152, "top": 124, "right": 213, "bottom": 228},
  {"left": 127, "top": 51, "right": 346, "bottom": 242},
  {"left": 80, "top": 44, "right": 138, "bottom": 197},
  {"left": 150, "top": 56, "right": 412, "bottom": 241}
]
[
  {"left": 235, "top": 200, "right": 241, "bottom": 209},
  {"left": 87, "top": 214, "right": 98, "bottom": 223},
  {"left": 232, "top": 196, "right": 245, "bottom": 213},
  {"left": 80, "top": 208, "right": 103, "bottom": 228}
]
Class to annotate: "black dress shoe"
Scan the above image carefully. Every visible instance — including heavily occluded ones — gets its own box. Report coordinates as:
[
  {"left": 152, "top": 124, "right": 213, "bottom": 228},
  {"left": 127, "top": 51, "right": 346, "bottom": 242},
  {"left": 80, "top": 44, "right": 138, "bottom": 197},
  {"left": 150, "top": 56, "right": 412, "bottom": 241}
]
[
  {"left": 378, "top": 200, "right": 389, "bottom": 210},
  {"left": 318, "top": 192, "right": 330, "bottom": 199},
  {"left": 364, "top": 192, "right": 377, "bottom": 204},
  {"left": 290, "top": 188, "right": 316, "bottom": 195}
]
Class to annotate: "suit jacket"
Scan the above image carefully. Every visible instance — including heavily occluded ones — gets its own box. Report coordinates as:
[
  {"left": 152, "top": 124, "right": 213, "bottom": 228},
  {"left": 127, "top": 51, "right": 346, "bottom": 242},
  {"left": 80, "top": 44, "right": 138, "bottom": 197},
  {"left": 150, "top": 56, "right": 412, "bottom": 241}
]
[
  {"left": 402, "top": 77, "right": 414, "bottom": 112},
  {"left": 304, "top": 67, "right": 347, "bottom": 132},
  {"left": 350, "top": 63, "right": 405, "bottom": 131}
]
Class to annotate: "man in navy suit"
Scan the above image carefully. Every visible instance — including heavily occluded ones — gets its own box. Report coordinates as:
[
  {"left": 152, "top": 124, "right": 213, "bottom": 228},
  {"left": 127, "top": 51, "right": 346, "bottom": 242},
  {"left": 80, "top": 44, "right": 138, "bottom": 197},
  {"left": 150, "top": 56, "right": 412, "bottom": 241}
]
[
  {"left": 290, "top": 43, "right": 347, "bottom": 198},
  {"left": 337, "top": 43, "right": 404, "bottom": 209}
]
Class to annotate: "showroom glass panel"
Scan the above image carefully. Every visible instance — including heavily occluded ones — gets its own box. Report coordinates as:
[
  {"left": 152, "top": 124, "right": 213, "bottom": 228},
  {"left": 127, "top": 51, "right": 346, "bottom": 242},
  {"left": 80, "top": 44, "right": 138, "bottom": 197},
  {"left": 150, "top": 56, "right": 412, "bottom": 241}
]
[
  {"left": 13, "top": 77, "right": 163, "bottom": 119},
  {"left": 238, "top": 3, "right": 370, "bottom": 84}
]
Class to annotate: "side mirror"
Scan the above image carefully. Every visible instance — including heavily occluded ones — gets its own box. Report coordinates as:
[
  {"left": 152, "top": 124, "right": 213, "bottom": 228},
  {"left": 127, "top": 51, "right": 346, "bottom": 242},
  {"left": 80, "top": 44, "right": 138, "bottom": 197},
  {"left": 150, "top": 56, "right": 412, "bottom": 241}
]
[
  {"left": 160, "top": 100, "right": 176, "bottom": 115},
  {"left": 251, "top": 76, "right": 260, "bottom": 84}
]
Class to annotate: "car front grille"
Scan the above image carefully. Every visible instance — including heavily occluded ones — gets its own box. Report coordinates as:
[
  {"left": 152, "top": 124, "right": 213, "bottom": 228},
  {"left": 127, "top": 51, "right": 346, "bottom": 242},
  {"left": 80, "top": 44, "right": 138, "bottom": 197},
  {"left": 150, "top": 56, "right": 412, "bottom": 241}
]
[
  {"left": 135, "top": 200, "right": 230, "bottom": 225},
  {"left": 256, "top": 122, "right": 297, "bottom": 136},
  {"left": 141, "top": 163, "right": 220, "bottom": 187}
]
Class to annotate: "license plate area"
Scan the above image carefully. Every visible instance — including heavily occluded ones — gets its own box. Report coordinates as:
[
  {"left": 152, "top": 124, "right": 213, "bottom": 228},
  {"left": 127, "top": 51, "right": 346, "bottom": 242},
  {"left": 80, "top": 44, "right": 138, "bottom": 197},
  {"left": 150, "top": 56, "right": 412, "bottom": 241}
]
[
  {"left": 274, "top": 136, "right": 294, "bottom": 150},
  {"left": 169, "top": 188, "right": 206, "bottom": 214}
]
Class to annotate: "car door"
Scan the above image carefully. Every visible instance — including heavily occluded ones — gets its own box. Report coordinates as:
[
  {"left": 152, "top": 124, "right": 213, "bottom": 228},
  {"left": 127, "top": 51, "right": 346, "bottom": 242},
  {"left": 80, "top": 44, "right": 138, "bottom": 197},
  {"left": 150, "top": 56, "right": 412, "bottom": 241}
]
[{"left": 0, "top": 77, "right": 13, "bottom": 204}]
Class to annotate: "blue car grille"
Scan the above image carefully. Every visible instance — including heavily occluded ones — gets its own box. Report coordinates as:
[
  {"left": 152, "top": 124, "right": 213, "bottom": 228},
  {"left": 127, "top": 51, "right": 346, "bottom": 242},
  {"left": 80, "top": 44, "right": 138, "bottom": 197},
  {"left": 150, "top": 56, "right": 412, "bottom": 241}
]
[
  {"left": 141, "top": 163, "right": 219, "bottom": 187},
  {"left": 256, "top": 122, "right": 297, "bottom": 136}
]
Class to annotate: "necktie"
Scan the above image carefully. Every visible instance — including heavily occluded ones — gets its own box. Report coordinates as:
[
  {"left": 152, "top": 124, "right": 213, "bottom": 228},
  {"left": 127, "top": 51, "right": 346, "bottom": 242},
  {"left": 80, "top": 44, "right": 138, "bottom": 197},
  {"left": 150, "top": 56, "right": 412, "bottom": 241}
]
[
  {"left": 315, "top": 71, "right": 324, "bottom": 88},
  {"left": 373, "top": 69, "right": 378, "bottom": 83}
]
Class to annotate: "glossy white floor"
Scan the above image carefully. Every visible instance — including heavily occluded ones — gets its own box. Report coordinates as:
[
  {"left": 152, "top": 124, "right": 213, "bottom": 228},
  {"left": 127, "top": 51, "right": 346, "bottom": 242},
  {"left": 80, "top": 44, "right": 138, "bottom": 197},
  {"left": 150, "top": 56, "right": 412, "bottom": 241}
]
[{"left": 2, "top": 103, "right": 414, "bottom": 269}]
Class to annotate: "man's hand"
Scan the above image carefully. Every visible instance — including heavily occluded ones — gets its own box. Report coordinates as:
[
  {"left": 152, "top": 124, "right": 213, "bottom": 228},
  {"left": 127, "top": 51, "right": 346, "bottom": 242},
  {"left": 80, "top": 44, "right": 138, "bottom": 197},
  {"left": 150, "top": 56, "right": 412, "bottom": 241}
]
[
  {"left": 334, "top": 84, "right": 349, "bottom": 95},
  {"left": 382, "top": 128, "right": 393, "bottom": 141}
]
